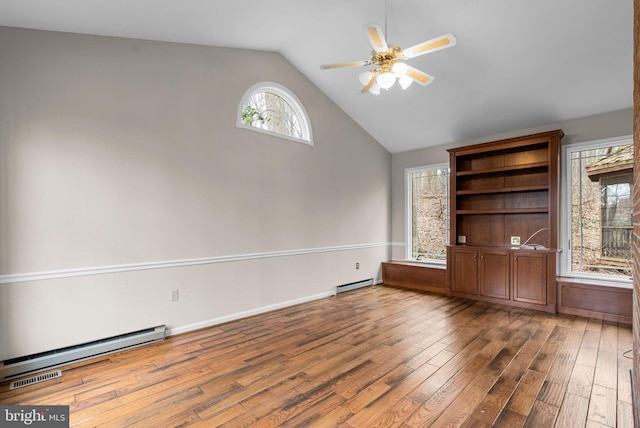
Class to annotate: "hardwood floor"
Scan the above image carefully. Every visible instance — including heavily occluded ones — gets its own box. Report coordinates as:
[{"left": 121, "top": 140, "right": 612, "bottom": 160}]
[{"left": 0, "top": 286, "right": 634, "bottom": 427}]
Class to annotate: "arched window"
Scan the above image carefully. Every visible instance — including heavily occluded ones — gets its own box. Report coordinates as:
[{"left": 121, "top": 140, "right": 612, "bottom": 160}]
[{"left": 237, "top": 82, "right": 313, "bottom": 146}]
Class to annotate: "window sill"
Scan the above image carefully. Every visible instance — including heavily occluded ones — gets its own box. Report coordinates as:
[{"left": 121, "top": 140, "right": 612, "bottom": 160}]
[
  {"left": 401, "top": 260, "right": 447, "bottom": 269},
  {"left": 556, "top": 276, "right": 633, "bottom": 289},
  {"left": 237, "top": 122, "right": 314, "bottom": 146}
]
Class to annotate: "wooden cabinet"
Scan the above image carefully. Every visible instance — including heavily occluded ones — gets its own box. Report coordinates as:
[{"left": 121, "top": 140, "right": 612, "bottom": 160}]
[
  {"left": 450, "top": 248, "right": 510, "bottom": 300},
  {"left": 513, "top": 251, "right": 547, "bottom": 305},
  {"left": 450, "top": 246, "right": 550, "bottom": 309},
  {"left": 447, "top": 130, "right": 562, "bottom": 312},
  {"left": 479, "top": 250, "right": 510, "bottom": 300},
  {"left": 450, "top": 247, "right": 478, "bottom": 295}
]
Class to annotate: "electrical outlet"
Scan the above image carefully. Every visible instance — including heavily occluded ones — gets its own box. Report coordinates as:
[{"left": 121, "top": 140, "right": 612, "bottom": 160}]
[
  {"left": 511, "top": 236, "right": 521, "bottom": 245},
  {"left": 356, "top": 263, "right": 360, "bottom": 269},
  {"left": 458, "top": 235, "right": 466, "bottom": 244},
  {"left": 170, "top": 289, "right": 179, "bottom": 302}
]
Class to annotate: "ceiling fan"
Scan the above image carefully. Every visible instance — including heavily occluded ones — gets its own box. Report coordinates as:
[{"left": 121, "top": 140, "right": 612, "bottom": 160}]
[{"left": 320, "top": 23, "right": 456, "bottom": 95}]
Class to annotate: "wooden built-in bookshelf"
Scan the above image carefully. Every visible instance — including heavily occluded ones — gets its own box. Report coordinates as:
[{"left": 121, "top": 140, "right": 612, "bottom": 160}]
[{"left": 447, "top": 130, "right": 563, "bottom": 312}]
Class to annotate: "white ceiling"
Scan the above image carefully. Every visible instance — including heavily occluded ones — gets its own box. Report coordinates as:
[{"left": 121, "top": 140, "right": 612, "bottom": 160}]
[{"left": 0, "top": 0, "right": 633, "bottom": 153}]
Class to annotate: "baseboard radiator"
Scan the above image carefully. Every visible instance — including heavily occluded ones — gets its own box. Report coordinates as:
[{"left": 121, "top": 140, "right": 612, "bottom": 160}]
[
  {"left": 0, "top": 325, "right": 166, "bottom": 381},
  {"left": 335, "top": 278, "right": 374, "bottom": 294}
]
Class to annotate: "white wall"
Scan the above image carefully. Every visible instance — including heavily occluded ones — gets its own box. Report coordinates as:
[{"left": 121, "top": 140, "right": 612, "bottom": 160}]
[
  {"left": 0, "top": 27, "right": 392, "bottom": 360},
  {"left": 391, "top": 109, "right": 634, "bottom": 261}
]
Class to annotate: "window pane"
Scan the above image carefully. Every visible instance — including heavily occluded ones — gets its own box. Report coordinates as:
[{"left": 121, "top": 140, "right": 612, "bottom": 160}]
[
  {"left": 242, "top": 92, "right": 303, "bottom": 140},
  {"left": 410, "top": 167, "right": 449, "bottom": 261},
  {"left": 569, "top": 144, "right": 633, "bottom": 277},
  {"left": 238, "top": 82, "right": 313, "bottom": 145}
]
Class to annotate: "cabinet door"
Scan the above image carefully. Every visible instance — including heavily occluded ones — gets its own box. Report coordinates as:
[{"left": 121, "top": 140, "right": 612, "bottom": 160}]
[
  {"left": 513, "top": 252, "right": 547, "bottom": 305},
  {"left": 478, "top": 250, "right": 510, "bottom": 299},
  {"left": 451, "top": 248, "right": 478, "bottom": 295}
]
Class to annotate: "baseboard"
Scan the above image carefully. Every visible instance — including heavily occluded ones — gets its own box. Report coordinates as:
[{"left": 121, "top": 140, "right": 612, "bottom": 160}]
[{"left": 166, "top": 290, "right": 334, "bottom": 336}]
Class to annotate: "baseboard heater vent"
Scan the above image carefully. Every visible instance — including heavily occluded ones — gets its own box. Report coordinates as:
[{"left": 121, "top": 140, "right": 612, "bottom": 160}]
[
  {"left": 0, "top": 325, "right": 166, "bottom": 381},
  {"left": 335, "top": 278, "right": 374, "bottom": 294},
  {"left": 9, "top": 370, "right": 62, "bottom": 390}
]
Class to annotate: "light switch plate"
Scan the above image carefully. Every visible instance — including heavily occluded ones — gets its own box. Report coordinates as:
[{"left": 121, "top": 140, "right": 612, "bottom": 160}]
[
  {"left": 511, "top": 236, "right": 521, "bottom": 245},
  {"left": 458, "top": 235, "right": 466, "bottom": 244}
]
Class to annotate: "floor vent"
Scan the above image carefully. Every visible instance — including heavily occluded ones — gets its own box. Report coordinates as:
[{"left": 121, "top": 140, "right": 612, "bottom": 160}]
[
  {"left": 1, "top": 325, "right": 165, "bottom": 381},
  {"left": 9, "top": 370, "right": 62, "bottom": 390},
  {"left": 335, "top": 278, "right": 374, "bottom": 294}
]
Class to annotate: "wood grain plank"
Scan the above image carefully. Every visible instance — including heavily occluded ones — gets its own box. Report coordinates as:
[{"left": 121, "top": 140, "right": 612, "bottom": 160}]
[
  {"left": 403, "top": 339, "right": 505, "bottom": 426},
  {"left": 463, "top": 324, "right": 551, "bottom": 426},
  {"left": 524, "top": 400, "right": 559, "bottom": 427},
  {"left": 616, "top": 400, "right": 634, "bottom": 428},
  {"left": 493, "top": 409, "right": 527, "bottom": 427},
  {"left": 546, "top": 319, "right": 588, "bottom": 387},
  {"left": 340, "top": 362, "right": 439, "bottom": 428},
  {"left": 421, "top": 308, "right": 541, "bottom": 426},
  {"left": 566, "top": 364, "right": 595, "bottom": 398},
  {"left": 575, "top": 329, "right": 601, "bottom": 367},
  {"left": 430, "top": 346, "right": 517, "bottom": 426},
  {"left": 593, "top": 322, "right": 618, "bottom": 390},
  {"left": 536, "top": 381, "right": 566, "bottom": 407},
  {"left": 504, "top": 369, "right": 547, "bottom": 416},
  {"left": 554, "top": 393, "right": 589, "bottom": 427},
  {"left": 587, "top": 384, "right": 617, "bottom": 427}
]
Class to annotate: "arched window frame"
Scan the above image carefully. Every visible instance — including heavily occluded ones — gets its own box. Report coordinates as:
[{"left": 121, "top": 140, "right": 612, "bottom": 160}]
[{"left": 236, "top": 82, "right": 314, "bottom": 146}]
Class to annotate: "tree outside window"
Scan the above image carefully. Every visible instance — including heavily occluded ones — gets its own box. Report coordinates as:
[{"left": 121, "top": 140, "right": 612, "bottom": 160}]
[
  {"left": 568, "top": 142, "right": 633, "bottom": 279},
  {"left": 406, "top": 165, "right": 449, "bottom": 263},
  {"left": 241, "top": 92, "right": 303, "bottom": 139}
]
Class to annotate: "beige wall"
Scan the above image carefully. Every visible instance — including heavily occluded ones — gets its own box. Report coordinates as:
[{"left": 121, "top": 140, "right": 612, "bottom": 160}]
[
  {"left": 0, "top": 27, "right": 392, "bottom": 360},
  {"left": 391, "top": 108, "right": 634, "bottom": 260}
]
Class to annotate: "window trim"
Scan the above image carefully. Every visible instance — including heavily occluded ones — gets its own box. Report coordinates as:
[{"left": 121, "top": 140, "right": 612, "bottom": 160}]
[
  {"left": 560, "top": 134, "right": 634, "bottom": 284},
  {"left": 236, "top": 81, "right": 314, "bottom": 146},
  {"left": 405, "top": 162, "right": 450, "bottom": 265}
]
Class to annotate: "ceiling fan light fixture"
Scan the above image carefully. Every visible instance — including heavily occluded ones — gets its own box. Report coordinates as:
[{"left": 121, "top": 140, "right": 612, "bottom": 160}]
[
  {"left": 358, "top": 70, "right": 374, "bottom": 86},
  {"left": 391, "top": 62, "right": 408, "bottom": 77},
  {"left": 376, "top": 71, "right": 396, "bottom": 89},
  {"left": 319, "top": 5, "right": 456, "bottom": 95},
  {"left": 398, "top": 75, "right": 413, "bottom": 90}
]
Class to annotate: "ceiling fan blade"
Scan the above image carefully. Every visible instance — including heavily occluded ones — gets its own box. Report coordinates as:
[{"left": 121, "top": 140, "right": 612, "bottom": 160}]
[
  {"left": 406, "top": 65, "right": 434, "bottom": 86},
  {"left": 402, "top": 33, "right": 457, "bottom": 59},
  {"left": 365, "top": 24, "right": 389, "bottom": 52},
  {"left": 320, "top": 60, "right": 369, "bottom": 70},
  {"left": 361, "top": 74, "right": 377, "bottom": 93}
]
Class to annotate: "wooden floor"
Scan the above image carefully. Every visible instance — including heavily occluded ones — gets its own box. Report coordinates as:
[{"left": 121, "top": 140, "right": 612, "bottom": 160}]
[{"left": 0, "top": 286, "right": 635, "bottom": 427}]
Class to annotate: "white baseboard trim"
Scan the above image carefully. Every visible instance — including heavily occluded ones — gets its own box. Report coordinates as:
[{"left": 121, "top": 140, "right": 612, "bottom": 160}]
[
  {"left": 1, "top": 242, "right": 391, "bottom": 285},
  {"left": 165, "top": 290, "right": 335, "bottom": 336}
]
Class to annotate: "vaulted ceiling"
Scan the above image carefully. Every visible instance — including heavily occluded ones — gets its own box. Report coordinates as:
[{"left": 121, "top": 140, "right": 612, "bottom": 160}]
[{"left": 0, "top": 0, "right": 632, "bottom": 153}]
